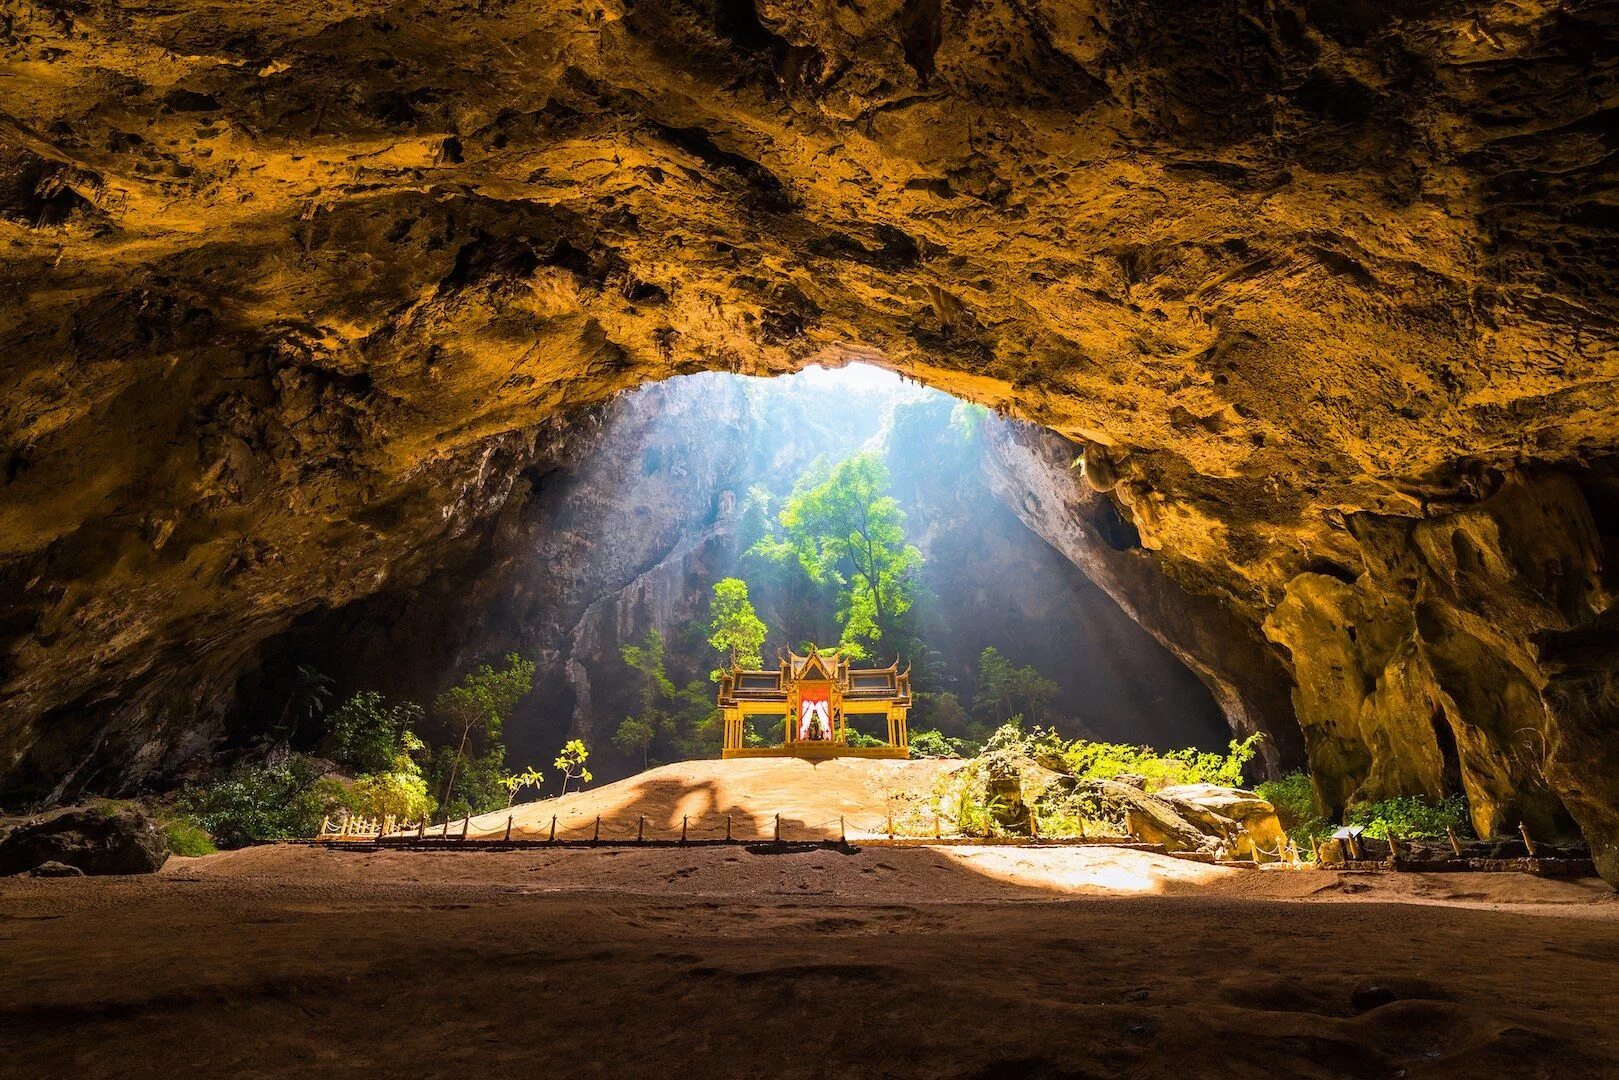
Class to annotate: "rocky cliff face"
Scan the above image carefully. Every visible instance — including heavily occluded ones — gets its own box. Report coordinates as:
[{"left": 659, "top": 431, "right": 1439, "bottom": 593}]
[
  {"left": 252, "top": 374, "right": 1231, "bottom": 782},
  {"left": 1, "top": 0, "right": 1617, "bottom": 877}
]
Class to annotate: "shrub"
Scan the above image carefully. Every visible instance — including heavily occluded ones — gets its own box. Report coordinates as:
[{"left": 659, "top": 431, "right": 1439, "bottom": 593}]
[
  {"left": 1256, "top": 771, "right": 1331, "bottom": 850},
  {"left": 349, "top": 737, "right": 436, "bottom": 821},
  {"left": 975, "top": 720, "right": 1264, "bottom": 791},
  {"left": 909, "top": 728, "right": 971, "bottom": 758},
  {"left": 322, "top": 691, "right": 425, "bottom": 774},
  {"left": 161, "top": 817, "right": 218, "bottom": 857},
  {"left": 1348, "top": 794, "right": 1472, "bottom": 840},
  {"left": 180, "top": 756, "right": 340, "bottom": 848}
]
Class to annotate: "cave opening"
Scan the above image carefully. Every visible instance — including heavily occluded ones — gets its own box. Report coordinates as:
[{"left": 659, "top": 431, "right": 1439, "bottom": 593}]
[{"left": 246, "top": 362, "right": 1231, "bottom": 791}]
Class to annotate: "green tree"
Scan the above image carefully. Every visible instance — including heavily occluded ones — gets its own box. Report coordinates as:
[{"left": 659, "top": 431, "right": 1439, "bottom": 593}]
[
  {"left": 431, "top": 653, "right": 536, "bottom": 819},
  {"left": 350, "top": 733, "right": 436, "bottom": 821},
  {"left": 617, "top": 629, "right": 675, "bottom": 769},
  {"left": 322, "top": 690, "right": 425, "bottom": 773},
  {"left": 776, "top": 452, "right": 922, "bottom": 653},
  {"left": 707, "top": 578, "right": 767, "bottom": 678},
  {"left": 554, "top": 739, "right": 592, "bottom": 796},
  {"left": 973, "top": 647, "right": 1059, "bottom": 724}
]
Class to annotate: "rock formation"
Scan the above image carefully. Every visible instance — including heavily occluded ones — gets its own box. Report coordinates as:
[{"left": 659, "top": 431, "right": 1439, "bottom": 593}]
[{"left": 1, "top": 0, "right": 1617, "bottom": 879}]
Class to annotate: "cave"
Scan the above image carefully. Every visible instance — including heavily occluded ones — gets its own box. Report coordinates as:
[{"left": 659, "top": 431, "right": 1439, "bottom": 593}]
[{"left": 4, "top": 0, "right": 1619, "bottom": 1075}]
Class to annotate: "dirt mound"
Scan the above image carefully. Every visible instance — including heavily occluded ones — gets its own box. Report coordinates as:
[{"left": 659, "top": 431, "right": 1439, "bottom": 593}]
[{"left": 458, "top": 757, "right": 965, "bottom": 841}]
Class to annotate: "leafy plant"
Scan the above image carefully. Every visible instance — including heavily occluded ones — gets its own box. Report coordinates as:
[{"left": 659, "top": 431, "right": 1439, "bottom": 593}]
[
  {"left": 349, "top": 733, "right": 436, "bottom": 821},
  {"left": 180, "top": 756, "right": 338, "bottom": 848},
  {"left": 275, "top": 665, "right": 334, "bottom": 744},
  {"left": 1348, "top": 794, "right": 1472, "bottom": 841},
  {"left": 973, "top": 648, "right": 1059, "bottom": 726},
  {"left": 160, "top": 817, "right": 217, "bottom": 857},
  {"left": 908, "top": 728, "right": 972, "bottom": 758},
  {"left": 431, "top": 653, "right": 535, "bottom": 817},
  {"left": 774, "top": 451, "right": 922, "bottom": 653},
  {"left": 502, "top": 765, "right": 545, "bottom": 807},
  {"left": 1255, "top": 771, "right": 1331, "bottom": 851},
  {"left": 554, "top": 739, "right": 593, "bottom": 796},
  {"left": 707, "top": 578, "right": 767, "bottom": 677},
  {"left": 618, "top": 629, "right": 674, "bottom": 769},
  {"left": 322, "top": 690, "right": 425, "bottom": 774}
]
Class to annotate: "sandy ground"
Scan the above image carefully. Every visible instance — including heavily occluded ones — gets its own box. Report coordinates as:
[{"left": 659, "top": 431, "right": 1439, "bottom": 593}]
[
  {"left": 457, "top": 758, "right": 969, "bottom": 840},
  {"left": 4, "top": 840, "right": 1618, "bottom": 1080}
]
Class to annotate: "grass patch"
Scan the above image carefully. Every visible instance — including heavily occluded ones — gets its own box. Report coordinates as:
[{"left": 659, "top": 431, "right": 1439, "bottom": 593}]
[{"left": 161, "top": 817, "right": 218, "bottom": 857}]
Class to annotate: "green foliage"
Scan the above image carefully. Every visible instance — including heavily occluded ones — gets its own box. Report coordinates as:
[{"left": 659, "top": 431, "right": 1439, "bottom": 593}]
[
  {"left": 1255, "top": 772, "right": 1331, "bottom": 851},
  {"left": 949, "top": 401, "right": 989, "bottom": 443},
  {"left": 844, "top": 729, "right": 887, "bottom": 749},
  {"left": 775, "top": 451, "right": 922, "bottom": 652},
  {"left": 973, "top": 648, "right": 1059, "bottom": 725},
  {"left": 322, "top": 690, "right": 425, "bottom": 774},
  {"left": 422, "top": 745, "right": 505, "bottom": 822},
  {"left": 554, "top": 739, "right": 593, "bottom": 795},
  {"left": 907, "top": 728, "right": 973, "bottom": 758},
  {"left": 619, "top": 629, "right": 675, "bottom": 768},
  {"left": 180, "top": 756, "right": 338, "bottom": 848},
  {"left": 349, "top": 734, "right": 436, "bottom": 821},
  {"left": 913, "top": 690, "right": 971, "bottom": 738},
  {"left": 1348, "top": 794, "right": 1472, "bottom": 840},
  {"left": 977, "top": 720, "right": 1264, "bottom": 792},
  {"left": 613, "top": 715, "right": 658, "bottom": 767},
  {"left": 707, "top": 578, "right": 767, "bottom": 676},
  {"left": 161, "top": 817, "right": 217, "bottom": 857},
  {"left": 502, "top": 765, "right": 545, "bottom": 807},
  {"left": 433, "top": 654, "right": 536, "bottom": 751},
  {"left": 430, "top": 653, "right": 535, "bottom": 818}
]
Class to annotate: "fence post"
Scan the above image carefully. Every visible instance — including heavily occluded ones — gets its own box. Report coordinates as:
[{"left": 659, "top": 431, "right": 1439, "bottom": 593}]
[
  {"left": 319, "top": 815, "right": 331, "bottom": 840},
  {"left": 934, "top": 813, "right": 941, "bottom": 840},
  {"left": 840, "top": 815, "right": 846, "bottom": 845},
  {"left": 1029, "top": 812, "right": 1038, "bottom": 840},
  {"left": 1447, "top": 825, "right": 1463, "bottom": 856},
  {"left": 638, "top": 814, "right": 646, "bottom": 842},
  {"left": 441, "top": 818, "right": 450, "bottom": 839},
  {"left": 461, "top": 814, "right": 470, "bottom": 841},
  {"left": 504, "top": 815, "right": 513, "bottom": 842},
  {"left": 417, "top": 817, "right": 426, "bottom": 840},
  {"left": 887, "top": 808, "right": 894, "bottom": 840},
  {"left": 1519, "top": 821, "right": 1537, "bottom": 857},
  {"left": 681, "top": 815, "right": 688, "bottom": 844},
  {"left": 726, "top": 814, "right": 732, "bottom": 841},
  {"left": 593, "top": 815, "right": 601, "bottom": 842},
  {"left": 549, "top": 815, "right": 557, "bottom": 844},
  {"left": 774, "top": 813, "right": 781, "bottom": 843}
]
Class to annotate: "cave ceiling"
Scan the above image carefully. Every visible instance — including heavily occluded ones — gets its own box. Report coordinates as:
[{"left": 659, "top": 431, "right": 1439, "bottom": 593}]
[{"left": 3, "top": 0, "right": 1619, "bottom": 874}]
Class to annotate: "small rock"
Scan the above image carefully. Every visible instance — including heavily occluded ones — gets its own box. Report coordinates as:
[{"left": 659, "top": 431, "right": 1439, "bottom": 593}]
[{"left": 29, "top": 860, "right": 84, "bottom": 878}]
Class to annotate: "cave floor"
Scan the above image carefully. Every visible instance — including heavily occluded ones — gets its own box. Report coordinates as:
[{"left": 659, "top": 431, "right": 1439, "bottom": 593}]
[{"left": 4, "top": 845, "right": 1618, "bottom": 1079}]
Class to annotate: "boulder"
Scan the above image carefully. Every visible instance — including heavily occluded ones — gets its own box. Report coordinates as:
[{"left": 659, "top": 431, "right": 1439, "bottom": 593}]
[
  {"left": 1090, "top": 780, "right": 1220, "bottom": 856},
  {"left": 0, "top": 806, "right": 169, "bottom": 877},
  {"left": 1155, "top": 784, "right": 1288, "bottom": 861}
]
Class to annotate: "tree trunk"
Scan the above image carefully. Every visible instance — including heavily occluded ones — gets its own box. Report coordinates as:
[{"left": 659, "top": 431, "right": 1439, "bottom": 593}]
[{"left": 441, "top": 723, "right": 470, "bottom": 821}]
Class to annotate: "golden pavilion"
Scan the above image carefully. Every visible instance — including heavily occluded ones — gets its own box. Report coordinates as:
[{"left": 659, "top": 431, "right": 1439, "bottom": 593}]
[{"left": 717, "top": 646, "right": 911, "bottom": 759}]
